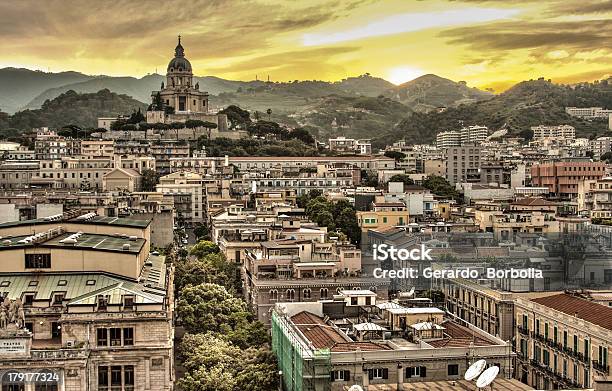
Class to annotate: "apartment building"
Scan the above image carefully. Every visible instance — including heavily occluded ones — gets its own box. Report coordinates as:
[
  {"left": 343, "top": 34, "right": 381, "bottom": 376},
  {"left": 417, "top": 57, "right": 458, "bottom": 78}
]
[
  {"left": 156, "top": 171, "right": 203, "bottom": 222},
  {"left": 81, "top": 140, "right": 115, "bottom": 157},
  {"left": 590, "top": 137, "right": 612, "bottom": 160},
  {"left": 578, "top": 177, "right": 612, "bottom": 218},
  {"left": 0, "top": 214, "right": 173, "bottom": 391},
  {"left": 444, "top": 144, "right": 482, "bottom": 185},
  {"left": 272, "top": 300, "right": 515, "bottom": 391},
  {"left": 436, "top": 131, "right": 460, "bottom": 149},
  {"left": 357, "top": 202, "right": 410, "bottom": 244},
  {"left": 460, "top": 125, "right": 489, "bottom": 144},
  {"left": 228, "top": 156, "right": 395, "bottom": 173},
  {"left": 242, "top": 238, "right": 387, "bottom": 326},
  {"left": 0, "top": 160, "right": 40, "bottom": 189},
  {"left": 531, "top": 125, "right": 576, "bottom": 141},
  {"left": 530, "top": 160, "right": 606, "bottom": 199},
  {"left": 515, "top": 293, "right": 612, "bottom": 389},
  {"left": 328, "top": 137, "right": 372, "bottom": 155},
  {"left": 34, "top": 131, "right": 80, "bottom": 160},
  {"left": 566, "top": 107, "right": 612, "bottom": 118},
  {"left": 442, "top": 278, "right": 517, "bottom": 341}
]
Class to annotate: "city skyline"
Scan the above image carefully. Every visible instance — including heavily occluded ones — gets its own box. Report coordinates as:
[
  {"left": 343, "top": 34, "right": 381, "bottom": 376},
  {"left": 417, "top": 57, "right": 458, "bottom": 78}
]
[{"left": 0, "top": 0, "right": 609, "bottom": 91}]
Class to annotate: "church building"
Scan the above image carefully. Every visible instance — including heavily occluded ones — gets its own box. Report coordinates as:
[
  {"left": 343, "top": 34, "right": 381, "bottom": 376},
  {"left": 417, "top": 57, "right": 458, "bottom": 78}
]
[{"left": 152, "top": 35, "right": 208, "bottom": 113}]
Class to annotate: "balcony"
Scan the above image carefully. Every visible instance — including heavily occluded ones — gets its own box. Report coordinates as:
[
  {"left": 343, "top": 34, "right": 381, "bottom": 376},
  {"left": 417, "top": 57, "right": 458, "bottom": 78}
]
[
  {"left": 517, "top": 325, "right": 529, "bottom": 335},
  {"left": 593, "top": 360, "right": 610, "bottom": 375}
]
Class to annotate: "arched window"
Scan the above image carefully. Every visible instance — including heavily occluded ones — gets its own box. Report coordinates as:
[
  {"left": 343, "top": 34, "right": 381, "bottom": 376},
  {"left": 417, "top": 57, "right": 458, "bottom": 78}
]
[
  {"left": 269, "top": 289, "right": 278, "bottom": 302},
  {"left": 286, "top": 289, "right": 295, "bottom": 302},
  {"left": 369, "top": 286, "right": 377, "bottom": 293},
  {"left": 303, "top": 289, "right": 311, "bottom": 300},
  {"left": 336, "top": 287, "right": 344, "bottom": 294},
  {"left": 320, "top": 288, "right": 328, "bottom": 299}
]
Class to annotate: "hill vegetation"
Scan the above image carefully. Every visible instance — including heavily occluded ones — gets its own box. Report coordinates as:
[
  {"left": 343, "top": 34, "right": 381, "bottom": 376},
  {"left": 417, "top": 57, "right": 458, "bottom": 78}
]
[
  {"left": 387, "top": 74, "right": 492, "bottom": 112},
  {"left": 0, "top": 89, "right": 147, "bottom": 132},
  {"left": 392, "top": 78, "right": 612, "bottom": 144}
]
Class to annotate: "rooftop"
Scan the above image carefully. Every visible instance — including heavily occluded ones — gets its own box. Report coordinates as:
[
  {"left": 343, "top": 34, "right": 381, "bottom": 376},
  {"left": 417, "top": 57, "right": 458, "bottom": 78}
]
[
  {"left": 291, "top": 311, "right": 391, "bottom": 352},
  {"left": 360, "top": 378, "right": 533, "bottom": 391},
  {"left": 531, "top": 293, "right": 612, "bottom": 331},
  {"left": 0, "top": 215, "right": 150, "bottom": 229}
]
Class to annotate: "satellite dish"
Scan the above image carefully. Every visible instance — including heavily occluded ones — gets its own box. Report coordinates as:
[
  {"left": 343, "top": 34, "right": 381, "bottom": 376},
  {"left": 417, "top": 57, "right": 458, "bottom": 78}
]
[
  {"left": 348, "top": 386, "right": 364, "bottom": 391},
  {"left": 464, "top": 359, "right": 487, "bottom": 381},
  {"left": 476, "top": 366, "right": 499, "bottom": 388}
]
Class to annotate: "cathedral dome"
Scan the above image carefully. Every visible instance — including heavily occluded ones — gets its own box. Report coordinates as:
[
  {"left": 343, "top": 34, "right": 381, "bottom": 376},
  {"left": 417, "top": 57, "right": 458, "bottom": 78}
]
[{"left": 167, "top": 35, "right": 192, "bottom": 73}]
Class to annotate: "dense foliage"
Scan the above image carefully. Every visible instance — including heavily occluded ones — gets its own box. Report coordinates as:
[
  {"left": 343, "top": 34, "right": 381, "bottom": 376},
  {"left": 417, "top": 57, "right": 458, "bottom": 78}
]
[
  {"left": 0, "top": 89, "right": 147, "bottom": 130},
  {"left": 198, "top": 136, "right": 319, "bottom": 157},
  {"left": 297, "top": 190, "right": 361, "bottom": 244},
  {"left": 174, "top": 241, "right": 277, "bottom": 391}
]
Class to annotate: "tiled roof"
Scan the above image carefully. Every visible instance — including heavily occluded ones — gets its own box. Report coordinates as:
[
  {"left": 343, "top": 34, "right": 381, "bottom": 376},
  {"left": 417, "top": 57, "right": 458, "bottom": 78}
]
[
  {"left": 427, "top": 321, "right": 497, "bottom": 348},
  {"left": 512, "top": 197, "right": 555, "bottom": 207},
  {"left": 291, "top": 311, "right": 390, "bottom": 352},
  {"left": 531, "top": 293, "right": 612, "bottom": 331}
]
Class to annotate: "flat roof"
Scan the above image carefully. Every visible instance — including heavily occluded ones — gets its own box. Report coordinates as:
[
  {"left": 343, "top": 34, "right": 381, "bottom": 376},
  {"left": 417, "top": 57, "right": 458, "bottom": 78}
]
[
  {"left": 0, "top": 215, "right": 150, "bottom": 229},
  {"left": 0, "top": 232, "right": 145, "bottom": 254},
  {"left": 386, "top": 307, "right": 445, "bottom": 315}
]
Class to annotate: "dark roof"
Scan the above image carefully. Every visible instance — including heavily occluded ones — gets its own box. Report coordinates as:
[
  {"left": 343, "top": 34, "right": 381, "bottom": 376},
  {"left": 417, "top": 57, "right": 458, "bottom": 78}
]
[{"left": 531, "top": 293, "right": 612, "bottom": 331}]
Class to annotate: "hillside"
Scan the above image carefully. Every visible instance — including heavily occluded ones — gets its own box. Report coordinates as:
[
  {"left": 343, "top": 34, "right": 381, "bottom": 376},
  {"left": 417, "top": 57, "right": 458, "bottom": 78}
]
[
  {"left": 23, "top": 72, "right": 392, "bottom": 113},
  {"left": 4, "top": 89, "right": 147, "bottom": 131},
  {"left": 392, "top": 78, "right": 612, "bottom": 144},
  {"left": 387, "top": 74, "right": 492, "bottom": 112},
  {"left": 283, "top": 95, "right": 411, "bottom": 142},
  {"left": 0, "top": 68, "right": 94, "bottom": 114}
]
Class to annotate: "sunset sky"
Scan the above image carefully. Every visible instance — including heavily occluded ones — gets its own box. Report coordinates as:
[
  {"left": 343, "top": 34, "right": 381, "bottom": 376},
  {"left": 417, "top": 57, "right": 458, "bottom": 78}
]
[{"left": 0, "top": 0, "right": 610, "bottom": 91}]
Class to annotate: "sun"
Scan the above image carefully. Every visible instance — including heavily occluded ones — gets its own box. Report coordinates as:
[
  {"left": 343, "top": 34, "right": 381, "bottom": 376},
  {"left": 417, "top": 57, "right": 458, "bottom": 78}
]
[{"left": 387, "top": 66, "right": 425, "bottom": 85}]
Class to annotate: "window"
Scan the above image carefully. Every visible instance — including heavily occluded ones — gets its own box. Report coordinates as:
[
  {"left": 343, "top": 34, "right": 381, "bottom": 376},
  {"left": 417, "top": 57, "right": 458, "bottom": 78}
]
[
  {"left": 331, "top": 370, "right": 350, "bottom": 382},
  {"left": 25, "top": 253, "right": 51, "bottom": 269},
  {"left": 269, "top": 290, "right": 278, "bottom": 302},
  {"left": 23, "top": 294, "right": 34, "bottom": 306},
  {"left": 28, "top": 281, "right": 38, "bottom": 287},
  {"left": 368, "top": 368, "right": 388, "bottom": 380},
  {"left": 86, "top": 280, "right": 96, "bottom": 286},
  {"left": 286, "top": 289, "right": 295, "bottom": 302},
  {"left": 320, "top": 288, "right": 328, "bottom": 299},
  {"left": 351, "top": 297, "right": 358, "bottom": 305},
  {"left": 97, "top": 295, "right": 108, "bottom": 311},
  {"left": 448, "top": 364, "right": 459, "bottom": 376},
  {"left": 303, "top": 289, "right": 311, "bottom": 300},
  {"left": 53, "top": 293, "right": 64, "bottom": 305},
  {"left": 110, "top": 328, "right": 122, "bottom": 346},
  {"left": 57, "top": 280, "right": 67, "bottom": 286},
  {"left": 0, "top": 281, "right": 10, "bottom": 287},
  {"left": 123, "top": 328, "right": 134, "bottom": 346},
  {"left": 406, "top": 366, "right": 426, "bottom": 378},
  {"left": 365, "top": 296, "right": 372, "bottom": 305},
  {"left": 97, "top": 328, "right": 108, "bottom": 346},
  {"left": 123, "top": 296, "right": 134, "bottom": 310}
]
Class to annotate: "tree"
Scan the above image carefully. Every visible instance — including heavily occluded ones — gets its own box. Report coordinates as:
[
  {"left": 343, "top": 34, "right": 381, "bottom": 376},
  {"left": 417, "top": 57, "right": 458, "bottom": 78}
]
[
  {"left": 388, "top": 174, "right": 414, "bottom": 187},
  {"left": 176, "top": 283, "right": 250, "bottom": 334},
  {"left": 193, "top": 223, "right": 210, "bottom": 240},
  {"left": 201, "top": 121, "right": 218, "bottom": 139},
  {"left": 422, "top": 175, "right": 461, "bottom": 200},
  {"left": 384, "top": 150, "right": 405, "bottom": 161},
  {"left": 219, "top": 105, "right": 251, "bottom": 129},
  {"left": 266, "top": 108, "right": 272, "bottom": 120},
  {"left": 129, "top": 108, "right": 145, "bottom": 124},
  {"left": 289, "top": 128, "right": 315, "bottom": 144},
  {"left": 175, "top": 253, "right": 237, "bottom": 292},
  {"left": 140, "top": 169, "right": 159, "bottom": 192},
  {"left": 189, "top": 240, "right": 219, "bottom": 258},
  {"left": 601, "top": 152, "right": 612, "bottom": 163}
]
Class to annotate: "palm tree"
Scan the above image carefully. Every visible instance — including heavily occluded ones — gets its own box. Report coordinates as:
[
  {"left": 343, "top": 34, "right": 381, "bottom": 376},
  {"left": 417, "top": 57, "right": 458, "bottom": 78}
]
[{"left": 266, "top": 108, "right": 272, "bottom": 121}]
